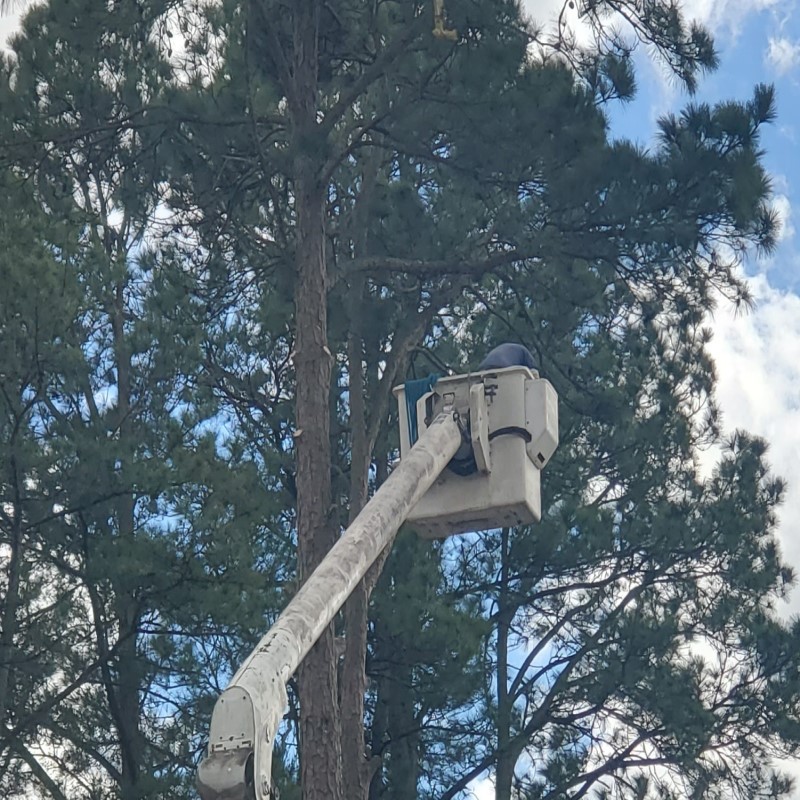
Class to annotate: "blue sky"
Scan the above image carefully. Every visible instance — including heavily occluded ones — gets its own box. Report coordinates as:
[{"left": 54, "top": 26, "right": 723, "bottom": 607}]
[
  {"left": 600, "top": 0, "right": 800, "bottom": 608},
  {"left": 475, "top": 1, "right": 800, "bottom": 797},
  {"left": 619, "top": 0, "right": 800, "bottom": 289},
  {"left": 500, "top": 3, "right": 800, "bottom": 620}
]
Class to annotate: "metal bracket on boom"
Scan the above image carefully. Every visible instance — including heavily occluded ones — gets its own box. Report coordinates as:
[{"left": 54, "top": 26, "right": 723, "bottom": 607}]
[
  {"left": 469, "top": 383, "right": 491, "bottom": 474},
  {"left": 197, "top": 676, "right": 286, "bottom": 800},
  {"left": 433, "top": 0, "right": 458, "bottom": 40}
]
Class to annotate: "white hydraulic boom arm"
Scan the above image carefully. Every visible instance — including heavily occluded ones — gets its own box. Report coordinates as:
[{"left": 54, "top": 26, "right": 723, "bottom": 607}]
[{"left": 196, "top": 411, "right": 463, "bottom": 800}]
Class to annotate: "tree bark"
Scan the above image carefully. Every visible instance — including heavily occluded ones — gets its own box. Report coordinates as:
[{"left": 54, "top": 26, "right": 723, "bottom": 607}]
[
  {"left": 111, "top": 280, "right": 145, "bottom": 800},
  {"left": 496, "top": 527, "right": 514, "bottom": 800},
  {"left": 340, "top": 143, "right": 385, "bottom": 800},
  {"left": 294, "top": 168, "right": 342, "bottom": 800},
  {"left": 341, "top": 277, "right": 378, "bottom": 799},
  {"left": 0, "top": 449, "right": 24, "bottom": 731},
  {"left": 290, "top": 4, "right": 343, "bottom": 798},
  {"left": 387, "top": 661, "right": 421, "bottom": 800},
  {"left": 375, "top": 542, "right": 422, "bottom": 800}
]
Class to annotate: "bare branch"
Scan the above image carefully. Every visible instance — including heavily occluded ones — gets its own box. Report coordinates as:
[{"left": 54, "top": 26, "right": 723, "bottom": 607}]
[
  {"left": 343, "top": 250, "right": 527, "bottom": 280},
  {"left": 318, "top": 14, "right": 430, "bottom": 139},
  {"left": 11, "top": 741, "right": 71, "bottom": 800}
]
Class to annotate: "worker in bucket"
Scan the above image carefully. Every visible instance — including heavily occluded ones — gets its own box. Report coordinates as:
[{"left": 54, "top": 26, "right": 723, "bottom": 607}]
[{"left": 478, "top": 342, "right": 536, "bottom": 371}]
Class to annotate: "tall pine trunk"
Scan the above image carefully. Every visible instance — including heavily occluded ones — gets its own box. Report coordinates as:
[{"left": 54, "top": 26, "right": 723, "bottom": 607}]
[
  {"left": 294, "top": 160, "right": 342, "bottom": 800},
  {"left": 0, "top": 450, "right": 23, "bottom": 728},
  {"left": 341, "top": 287, "right": 374, "bottom": 799},
  {"left": 111, "top": 281, "right": 144, "bottom": 800},
  {"left": 290, "top": 4, "right": 342, "bottom": 797},
  {"left": 496, "top": 527, "right": 514, "bottom": 800},
  {"left": 341, "top": 152, "right": 383, "bottom": 800}
]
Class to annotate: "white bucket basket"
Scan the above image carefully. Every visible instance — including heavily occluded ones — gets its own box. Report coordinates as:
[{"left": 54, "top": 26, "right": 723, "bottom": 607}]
[{"left": 393, "top": 366, "right": 558, "bottom": 538}]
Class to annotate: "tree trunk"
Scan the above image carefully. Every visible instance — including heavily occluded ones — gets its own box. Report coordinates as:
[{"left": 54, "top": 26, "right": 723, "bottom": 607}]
[
  {"left": 385, "top": 659, "right": 420, "bottom": 800},
  {"left": 291, "top": 5, "right": 342, "bottom": 798},
  {"left": 0, "top": 449, "right": 24, "bottom": 729},
  {"left": 111, "top": 281, "right": 145, "bottom": 800},
  {"left": 496, "top": 528, "right": 514, "bottom": 800},
  {"left": 341, "top": 147, "right": 382, "bottom": 799},
  {"left": 294, "top": 164, "right": 342, "bottom": 800},
  {"left": 341, "top": 299, "right": 372, "bottom": 789}
]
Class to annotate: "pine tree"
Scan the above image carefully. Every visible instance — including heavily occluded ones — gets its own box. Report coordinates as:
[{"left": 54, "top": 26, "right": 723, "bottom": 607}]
[
  {"left": 147, "top": 2, "right": 793, "bottom": 798},
  {"left": 0, "top": 164, "right": 90, "bottom": 800},
  {"left": 1, "top": 5, "right": 290, "bottom": 797},
  {"left": 2, "top": 1, "right": 800, "bottom": 799}
]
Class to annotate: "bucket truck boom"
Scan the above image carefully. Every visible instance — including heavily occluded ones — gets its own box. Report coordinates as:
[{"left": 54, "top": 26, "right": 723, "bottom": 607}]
[
  {"left": 196, "top": 411, "right": 464, "bottom": 800},
  {"left": 196, "top": 363, "right": 559, "bottom": 800}
]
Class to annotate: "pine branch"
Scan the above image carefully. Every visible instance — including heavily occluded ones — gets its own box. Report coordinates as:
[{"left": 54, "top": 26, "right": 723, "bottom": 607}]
[
  {"left": 11, "top": 741, "right": 71, "bottom": 800},
  {"left": 343, "top": 250, "right": 526, "bottom": 280},
  {"left": 318, "top": 13, "right": 429, "bottom": 139}
]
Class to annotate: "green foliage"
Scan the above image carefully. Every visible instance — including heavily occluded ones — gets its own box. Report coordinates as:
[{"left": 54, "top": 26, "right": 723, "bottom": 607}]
[{"left": 0, "top": 4, "right": 290, "bottom": 796}]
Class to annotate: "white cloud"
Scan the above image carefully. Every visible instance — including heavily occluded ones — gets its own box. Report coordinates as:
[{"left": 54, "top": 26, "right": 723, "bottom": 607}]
[
  {"left": 467, "top": 776, "right": 496, "bottom": 800},
  {"left": 521, "top": 0, "right": 783, "bottom": 46},
  {"left": 521, "top": 0, "right": 595, "bottom": 48},
  {"left": 766, "top": 36, "right": 800, "bottom": 75},
  {"left": 521, "top": 0, "right": 566, "bottom": 29},
  {"left": 772, "top": 193, "right": 795, "bottom": 242},
  {"left": 0, "top": 12, "right": 21, "bottom": 52},
  {"left": 684, "top": 0, "right": 781, "bottom": 37},
  {"left": 707, "top": 273, "right": 800, "bottom": 613}
]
